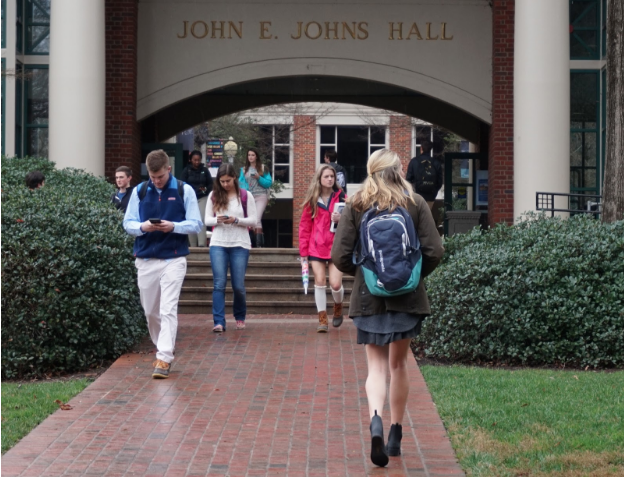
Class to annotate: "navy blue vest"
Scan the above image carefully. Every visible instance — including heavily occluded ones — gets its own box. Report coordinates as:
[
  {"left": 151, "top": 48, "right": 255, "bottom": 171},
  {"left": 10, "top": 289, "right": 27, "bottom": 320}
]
[{"left": 133, "top": 175, "right": 190, "bottom": 259}]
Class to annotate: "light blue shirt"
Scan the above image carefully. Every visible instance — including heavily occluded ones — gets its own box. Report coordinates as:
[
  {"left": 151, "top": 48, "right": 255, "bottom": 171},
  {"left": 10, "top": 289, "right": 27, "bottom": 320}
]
[{"left": 123, "top": 181, "right": 203, "bottom": 237}]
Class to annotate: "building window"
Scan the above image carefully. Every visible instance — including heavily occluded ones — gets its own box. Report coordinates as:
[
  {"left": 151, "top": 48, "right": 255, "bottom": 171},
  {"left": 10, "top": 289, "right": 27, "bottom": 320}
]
[
  {"left": 24, "top": 66, "right": 49, "bottom": 157},
  {"left": 319, "top": 126, "right": 387, "bottom": 184},
  {"left": 570, "top": 70, "right": 600, "bottom": 197},
  {"left": 2, "top": 0, "right": 6, "bottom": 49},
  {"left": 257, "top": 125, "right": 291, "bottom": 185},
  {"left": 16, "top": 0, "right": 23, "bottom": 53},
  {"left": 570, "top": 0, "right": 600, "bottom": 60},
  {"left": 15, "top": 63, "right": 23, "bottom": 157},
  {"left": 26, "top": 0, "right": 50, "bottom": 54}
]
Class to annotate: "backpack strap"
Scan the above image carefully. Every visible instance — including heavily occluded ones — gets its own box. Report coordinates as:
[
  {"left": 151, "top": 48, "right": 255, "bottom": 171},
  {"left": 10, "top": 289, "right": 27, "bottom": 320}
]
[{"left": 240, "top": 188, "right": 248, "bottom": 218}]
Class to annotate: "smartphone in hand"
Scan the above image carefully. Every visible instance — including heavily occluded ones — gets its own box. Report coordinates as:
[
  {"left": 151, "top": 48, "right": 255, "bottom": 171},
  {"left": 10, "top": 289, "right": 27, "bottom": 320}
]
[{"left": 149, "top": 218, "right": 162, "bottom": 224}]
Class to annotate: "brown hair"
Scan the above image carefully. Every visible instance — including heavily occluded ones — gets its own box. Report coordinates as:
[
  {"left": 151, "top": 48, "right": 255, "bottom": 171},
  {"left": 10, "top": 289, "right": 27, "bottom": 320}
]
[
  {"left": 301, "top": 164, "right": 340, "bottom": 219},
  {"left": 145, "top": 149, "right": 170, "bottom": 172},
  {"left": 115, "top": 166, "right": 132, "bottom": 177},
  {"left": 212, "top": 163, "right": 241, "bottom": 214},
  {"left": 244, "top": 148, "right": 265, "bottom": 175}
]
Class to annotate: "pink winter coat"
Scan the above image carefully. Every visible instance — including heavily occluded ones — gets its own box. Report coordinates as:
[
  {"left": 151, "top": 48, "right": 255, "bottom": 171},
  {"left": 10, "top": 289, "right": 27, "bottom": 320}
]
[{"left": 299, "top": 190, "right": 346, "bottom": 259}]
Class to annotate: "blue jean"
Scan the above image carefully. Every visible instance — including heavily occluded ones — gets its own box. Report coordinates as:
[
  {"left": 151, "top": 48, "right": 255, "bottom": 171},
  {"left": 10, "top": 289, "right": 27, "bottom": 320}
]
[{"left": 209, "top": 246, "right": 250, "bottom": 328}]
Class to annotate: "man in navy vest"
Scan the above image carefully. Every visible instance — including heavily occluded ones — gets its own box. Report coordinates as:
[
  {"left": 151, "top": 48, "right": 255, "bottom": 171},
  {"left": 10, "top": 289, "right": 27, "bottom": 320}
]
[{"left": 123, "top": 150, "right": 202, "bottom": 379}]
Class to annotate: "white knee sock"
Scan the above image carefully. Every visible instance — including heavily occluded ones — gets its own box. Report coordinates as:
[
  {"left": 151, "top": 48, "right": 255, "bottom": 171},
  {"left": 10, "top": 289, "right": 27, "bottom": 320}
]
[
  {"left": 331, "top": 286, "right": 344, "bottom": 304},
  {"left": 314, "top": 286, "right": 327, "bottom": 313}
]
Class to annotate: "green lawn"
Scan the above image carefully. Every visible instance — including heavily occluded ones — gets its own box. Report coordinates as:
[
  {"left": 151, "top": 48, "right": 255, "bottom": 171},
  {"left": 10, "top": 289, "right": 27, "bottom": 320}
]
[
  {"left": 421, "top": 365, "right": 624, "bottom": 477},
  {"left": 1, "top": 379, "right": 90, "bottom": 454}
]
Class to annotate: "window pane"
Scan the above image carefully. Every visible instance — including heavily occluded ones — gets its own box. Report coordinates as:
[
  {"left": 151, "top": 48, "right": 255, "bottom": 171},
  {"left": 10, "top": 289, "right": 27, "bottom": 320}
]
[
  {"left": 337, "top": 126, "right": 368, "bottom": 183},
  {"left": 274, "top": 164, "right": 289, "bottom": 183},
  {"left": 278, "top": 219, "right": 292, "bottom": 234},
  {"left": 571, "top": 72, "right": 597, "bottom": 127},
  {"left": 570, "top": 31, "right": 598, "bottom": 58},
  {"left": 320, "top": 126, "right": 335, "bottom": 144},
  {"left": 570, "top": 1, "right": 597, "bottom": 28},
  {"left": 275, "top": 126, "right": 290, "bottom": 144},
  {"left": 320, "top": 145, "right": 335, "bottom": 164},
  {"left": 27, "top": 127, "right": 48, "bottom": 157},
  {"left": 26, "top": 68, "right": 48, "bottom": 124},
  {"left": 370, "top": 127, "right": 385, "bottom": 145},
  {"left": 27, "top": 26, "right": 49, "bottom": 53},
  {"left": 27, "top": 0, "right": 50, "bottom": 23},
  {"left": 369, "top": 145, "right": 384, "bottom": 156},
  {"left": 274, "top": 146, "right": 289, "bottom": 164}
]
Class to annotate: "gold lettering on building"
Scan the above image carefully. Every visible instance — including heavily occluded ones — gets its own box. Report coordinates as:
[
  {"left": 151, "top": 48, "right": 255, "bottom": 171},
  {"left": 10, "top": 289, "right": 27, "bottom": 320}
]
[
  {"left": 441, "top": 22, "right": 453, "bottom": 40},
  {"left": 305, "top": 21, "right": 323, "bottom": 39},
  {"left": 260, "top": 21, "right": 272, "bottom": 39},
  {"left": 341, "top": 22, "right": 356, "bottom": 40},
  {"left": 389, "top": 22, "right": 402, "bottom": 40},
  {"left": 177, "top": 20, "right": 189, "bottom": 38},
  {"left": 191, "top": 21, "right": 209, "bottom": 39},
  {"left": 211, "top": 21, "right": 226, "bottom": 39},
  {"left": 357, "top": 22, "right": 368, "bottom": 40},
  {"left": 426, "top": 22, "right": 438, "bottom": 40},
  {"left": 406, "top": 23, "right": 423, "bottom": 40},
  {"left": 324, "top": 21, "right": 339, "bottom": 40}
]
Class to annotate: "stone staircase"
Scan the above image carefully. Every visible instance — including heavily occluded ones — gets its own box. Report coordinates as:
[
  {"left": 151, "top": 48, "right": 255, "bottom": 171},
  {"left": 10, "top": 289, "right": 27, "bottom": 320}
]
[{"left": 179, "top": 248, "right": 352, "bottom": 315}]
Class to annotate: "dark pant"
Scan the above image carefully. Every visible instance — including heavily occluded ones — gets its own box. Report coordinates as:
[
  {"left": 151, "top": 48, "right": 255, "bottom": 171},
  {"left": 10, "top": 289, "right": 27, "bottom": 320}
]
[{"left": 209, "top": 246, "right": 250, "bottom": 327}]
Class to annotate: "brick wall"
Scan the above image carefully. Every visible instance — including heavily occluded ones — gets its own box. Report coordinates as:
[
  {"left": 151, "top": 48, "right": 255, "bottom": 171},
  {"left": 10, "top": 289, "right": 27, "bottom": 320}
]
[
  {"left": 489, "top": 0, "right": 515, "bottom": 225},
  {"left": 292, "top": 115, "right": 317, "bottom": 249},
  {"left": 389, "top": 115, "right": 413, "bottom": 172},
  {"left": 105, "top": 0, "right": 141, "bottom": 184}
]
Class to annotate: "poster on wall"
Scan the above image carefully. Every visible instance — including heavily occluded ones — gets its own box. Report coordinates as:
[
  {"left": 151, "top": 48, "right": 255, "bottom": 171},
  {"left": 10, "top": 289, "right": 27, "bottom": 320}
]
[
  {"left": 476, "top": 170, "right": 489, "bottom": 206},
  {"left": 206, "top": 138, "right": 226, "bottom": 177}
]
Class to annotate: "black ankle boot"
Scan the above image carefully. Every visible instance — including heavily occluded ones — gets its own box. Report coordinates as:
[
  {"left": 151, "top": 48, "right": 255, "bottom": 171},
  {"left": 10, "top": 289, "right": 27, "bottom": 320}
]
[
  {"left": 387, "top": 423, "right": 403, "bottom": 456},
  {"left": 369, "top": 410, "right": 389, "bottom": 467}
]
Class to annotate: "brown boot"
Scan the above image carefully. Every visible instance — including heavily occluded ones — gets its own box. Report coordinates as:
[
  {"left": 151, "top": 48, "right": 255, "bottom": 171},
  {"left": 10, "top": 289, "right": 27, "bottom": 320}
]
[
  {"left": 317, "top": 311, "right": 329, "bottom": 333},
  {"left": 332, "top": 303, "right": 344, "bottom": 328}
]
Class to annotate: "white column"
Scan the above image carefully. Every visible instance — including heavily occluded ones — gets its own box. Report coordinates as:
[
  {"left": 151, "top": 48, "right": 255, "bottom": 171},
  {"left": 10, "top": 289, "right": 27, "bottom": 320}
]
[
  {"left": 49, "top": 0, "right": 105, "bottom": 176},
  {"left": 3, "top": 0, "right": 17, "bottom": 156},
  {"left": 514, "top": 0, "right": 570, "bottom": 220}
]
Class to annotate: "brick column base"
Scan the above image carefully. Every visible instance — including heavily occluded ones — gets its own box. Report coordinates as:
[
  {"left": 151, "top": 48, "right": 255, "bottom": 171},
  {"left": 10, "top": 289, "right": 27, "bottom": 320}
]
[
  {"left": 292, "top": 115, "right": 317, "bottom": 249},
  {"left": 389, "top": 115, "right": 413, "bottom": 172}
]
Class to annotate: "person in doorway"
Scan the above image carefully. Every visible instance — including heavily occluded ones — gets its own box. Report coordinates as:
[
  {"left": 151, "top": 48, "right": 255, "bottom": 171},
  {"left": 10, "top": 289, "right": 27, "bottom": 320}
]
[
  {"left": 405, "top": 139, "right": 443, "bottom": 209},
  {"left": 25, "top": 171, "right": 45, "bottom": 190},
  {"left": 111, "top": 166, "right": 134, "bottom": 213},
  {"left": 299, "top": 164, "right": 346, "bottom": 333},
  {"left": 331, "top": 149, "right": 443, "bottom": 467},
  {"left": 205, "top": 163, "right": 257, "bottom": 333},
  {"left": 239, "top": 148, "right": 272, "bottom": 247},
  {"left": 123, "top": 149, "right": 202, "bottom": 379},
  {"left": 324, "top": 149, "right": 348, "bottom": 194},
  {"left": 181, "top": 150, "right": 213, "bottom": 247}
]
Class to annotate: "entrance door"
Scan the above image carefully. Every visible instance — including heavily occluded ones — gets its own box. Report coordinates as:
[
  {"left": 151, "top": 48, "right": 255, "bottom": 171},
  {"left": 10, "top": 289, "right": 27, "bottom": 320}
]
[
  {"left": 141, "top": 143, "right": 184, "bottom": 180},
  {"left": 443, "top": 152, "right": 488, "bottom": 235}
]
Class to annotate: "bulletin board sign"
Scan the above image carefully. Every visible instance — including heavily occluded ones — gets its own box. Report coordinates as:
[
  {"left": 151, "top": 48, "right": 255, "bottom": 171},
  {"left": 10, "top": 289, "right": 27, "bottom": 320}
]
[
  {"left": 206, "top": 138, "right": 226, "bottom": 174},
  {"left": 476, "top": 170, "right": 489, "bottom": 206}
]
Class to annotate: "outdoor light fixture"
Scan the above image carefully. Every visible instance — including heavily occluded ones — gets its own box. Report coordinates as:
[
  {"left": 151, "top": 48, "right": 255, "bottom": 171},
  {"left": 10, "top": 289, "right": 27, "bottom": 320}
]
[{"left": 224, "top": 137, "right": 237, "bottom": 164}]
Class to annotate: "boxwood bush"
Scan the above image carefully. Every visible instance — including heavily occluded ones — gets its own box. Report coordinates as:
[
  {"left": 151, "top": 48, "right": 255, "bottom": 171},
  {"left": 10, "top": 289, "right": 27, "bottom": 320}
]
[
  {"left": 417, "top": 213, "right": 624, "bottom": 368},
  {"left": 1, "top": 157, "right": 146, "bottom": 379}
]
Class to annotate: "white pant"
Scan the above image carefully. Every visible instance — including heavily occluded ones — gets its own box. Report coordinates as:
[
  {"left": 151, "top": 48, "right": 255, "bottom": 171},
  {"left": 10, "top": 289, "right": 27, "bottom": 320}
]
[{"left": 135, "top": 257, "right": 187, "bottom": 363}]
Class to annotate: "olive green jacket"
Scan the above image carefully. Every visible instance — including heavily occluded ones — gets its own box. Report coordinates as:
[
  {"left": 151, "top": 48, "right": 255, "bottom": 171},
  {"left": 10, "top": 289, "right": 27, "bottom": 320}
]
[{"left": 330, "top": 193, "right": 444, "bottom": 317}]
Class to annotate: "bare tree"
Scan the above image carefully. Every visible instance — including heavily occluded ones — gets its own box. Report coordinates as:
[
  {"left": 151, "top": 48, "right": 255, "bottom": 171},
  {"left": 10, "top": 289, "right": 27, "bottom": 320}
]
[{"left": 602, "top": 0, "right": 624, "bottom": 222}]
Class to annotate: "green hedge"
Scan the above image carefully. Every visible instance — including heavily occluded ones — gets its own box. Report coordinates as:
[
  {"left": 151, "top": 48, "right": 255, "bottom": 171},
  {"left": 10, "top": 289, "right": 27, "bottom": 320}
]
[
  {"left": 417, "top": 213, "right": 624, "bottom": 368},
  {"left": 1, "top": 157, "right": 146, "bottom": 379}
]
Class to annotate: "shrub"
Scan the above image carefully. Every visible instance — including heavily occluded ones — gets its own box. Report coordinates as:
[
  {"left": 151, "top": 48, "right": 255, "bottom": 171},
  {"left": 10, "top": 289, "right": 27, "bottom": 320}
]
[
  {"left": 1, "top": 157, "right": 146, "bottom": 379},
  {"left": 416, "top": 213, "right": 624, "bottom": 368}
]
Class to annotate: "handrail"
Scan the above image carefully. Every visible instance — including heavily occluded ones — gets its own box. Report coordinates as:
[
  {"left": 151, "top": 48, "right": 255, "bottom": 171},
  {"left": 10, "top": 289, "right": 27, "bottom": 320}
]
[{"left": 536, "top": 192, "right": 602, "bottom": 218}]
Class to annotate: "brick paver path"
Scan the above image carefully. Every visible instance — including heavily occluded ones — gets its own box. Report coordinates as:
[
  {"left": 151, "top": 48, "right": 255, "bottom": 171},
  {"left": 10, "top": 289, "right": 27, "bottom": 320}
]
[{"left": 2, "top": 315, "right": 463, "bottom": 477}]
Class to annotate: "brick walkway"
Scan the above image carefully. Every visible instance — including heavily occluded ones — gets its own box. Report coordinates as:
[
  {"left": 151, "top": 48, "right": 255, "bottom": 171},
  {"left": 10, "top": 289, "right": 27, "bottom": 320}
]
[{"left": 2, "top": 316, "right": 463, "bottom": 477}]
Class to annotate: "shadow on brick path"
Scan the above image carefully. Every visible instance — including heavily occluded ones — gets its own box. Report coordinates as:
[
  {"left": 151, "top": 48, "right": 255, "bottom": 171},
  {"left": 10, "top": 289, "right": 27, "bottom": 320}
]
[{"left": 2, "top": 315, "right": 464, "bottom": 477}]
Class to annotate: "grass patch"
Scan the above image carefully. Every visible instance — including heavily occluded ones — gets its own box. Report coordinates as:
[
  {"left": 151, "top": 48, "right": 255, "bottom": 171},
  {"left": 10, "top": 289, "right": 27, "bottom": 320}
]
[
  {"left": 1, "top": 379, "right": 90, "bottom": 454},
  {"left": 421, "top": 365, "right": 624, "bottom": 476}
]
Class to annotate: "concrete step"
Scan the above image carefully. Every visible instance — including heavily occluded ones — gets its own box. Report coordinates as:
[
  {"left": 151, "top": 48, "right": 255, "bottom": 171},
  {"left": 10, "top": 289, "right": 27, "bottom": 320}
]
[
  {"left": 186, "top": 261, "right": 302, "bottom": 275},
  {"left": 178, "top": 300, "right": 349, "bottom": 315},
  {"left": 180, "top": 286, "right": 352, "bottom": 302},
  {"left": 188, "top": 247, "right": 300, "bottom": 262},
  {"left": 183, "top": 274, "right": 355, "bottom": 289}
]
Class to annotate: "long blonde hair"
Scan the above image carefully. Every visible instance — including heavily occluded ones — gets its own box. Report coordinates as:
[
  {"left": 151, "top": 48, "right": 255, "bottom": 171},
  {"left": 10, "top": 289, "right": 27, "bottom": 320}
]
[
  {"left": 350, "top": 149, "right": 416, "bottom": 212},
  {"left": 301, "top": 164, "right": 341, "bottom": 218}
]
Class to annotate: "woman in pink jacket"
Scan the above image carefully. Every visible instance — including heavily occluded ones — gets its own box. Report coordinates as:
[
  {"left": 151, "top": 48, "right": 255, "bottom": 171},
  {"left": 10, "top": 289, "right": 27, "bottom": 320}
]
[{"left": 299, "top": 164, "right": 346, "bottom": 332}]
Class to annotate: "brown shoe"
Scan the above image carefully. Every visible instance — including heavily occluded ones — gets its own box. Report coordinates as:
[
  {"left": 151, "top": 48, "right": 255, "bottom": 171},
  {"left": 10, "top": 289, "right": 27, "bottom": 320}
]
[
  {"left": 317, "top": 311, "right": 329, "bottom": 333},
  {"left": 152, "top": 359, "right": 170, "bottom": 379},
  {"left": 332, "top": 303, "right": 344, "bottom": 328}
]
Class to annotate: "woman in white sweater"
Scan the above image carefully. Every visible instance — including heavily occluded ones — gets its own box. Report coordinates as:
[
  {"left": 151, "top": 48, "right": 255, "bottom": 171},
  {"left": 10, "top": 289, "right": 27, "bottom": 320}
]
[{"left": 205, "top": 163, "right": 257, "bottom": 332}]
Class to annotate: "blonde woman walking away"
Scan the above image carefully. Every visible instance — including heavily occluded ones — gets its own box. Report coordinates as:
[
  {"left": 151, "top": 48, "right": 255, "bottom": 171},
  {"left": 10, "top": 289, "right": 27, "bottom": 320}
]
[
  {"left": 299, "top": 164, "right": 346, "bottom": 332},
  {"left": 331, "top": 149, "right": 444, "bottom": 467}
]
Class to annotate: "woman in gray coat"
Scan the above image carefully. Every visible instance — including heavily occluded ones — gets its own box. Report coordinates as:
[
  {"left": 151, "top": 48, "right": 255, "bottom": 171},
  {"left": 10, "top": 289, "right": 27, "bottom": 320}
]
[{"left": 331, "top": 149, "right": 444, "bottom": 467}]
